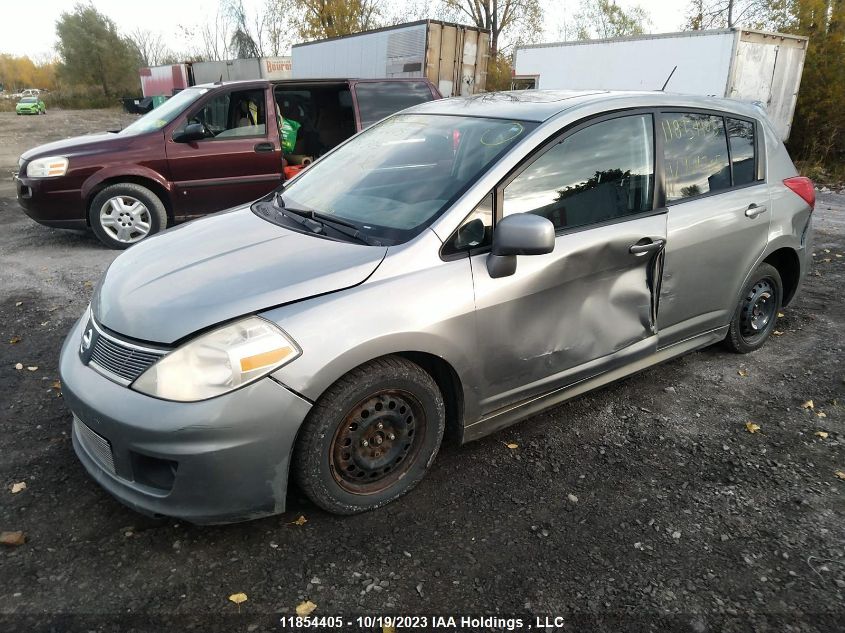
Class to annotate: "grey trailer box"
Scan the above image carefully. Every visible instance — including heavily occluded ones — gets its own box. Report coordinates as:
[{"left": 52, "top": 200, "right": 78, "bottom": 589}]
[
  {"left": 292, "top": 20, "right": 489, "bottom": 97},
  {"left": 515, "top": 28, "right": 808, "bottom": 140},
  {"left": 192, "top": 58, "right": 262, "bottom": 84}
]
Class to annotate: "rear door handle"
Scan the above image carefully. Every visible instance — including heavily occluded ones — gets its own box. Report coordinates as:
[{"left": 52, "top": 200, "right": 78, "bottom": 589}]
[
  {"left": 745, "top": 203, "right": 768, "bottom": 218},
  {"left": 254, "top": 142, "right": 275, "bottom": 153},
  {"left": 629, "top": 238, "right": 666, "bottom": 255}
]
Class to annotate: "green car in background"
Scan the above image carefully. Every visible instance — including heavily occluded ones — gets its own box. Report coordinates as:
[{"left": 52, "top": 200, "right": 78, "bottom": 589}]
[{"left": 16, "top": 96, "right": 46, "bottom": 115}]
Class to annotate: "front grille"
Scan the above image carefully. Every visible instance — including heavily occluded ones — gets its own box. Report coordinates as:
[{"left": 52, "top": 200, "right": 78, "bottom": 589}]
[
  {"left": 89, "top": 326, "right": 166, "bottom": 384},
  {"left": 74, "top": 416, "right": 116, "bottom": 475}
]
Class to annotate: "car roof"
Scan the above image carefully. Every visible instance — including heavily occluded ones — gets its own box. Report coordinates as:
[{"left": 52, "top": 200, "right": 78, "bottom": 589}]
[{"left": 406, "top": 90, "right": 767, "bottom": 122}]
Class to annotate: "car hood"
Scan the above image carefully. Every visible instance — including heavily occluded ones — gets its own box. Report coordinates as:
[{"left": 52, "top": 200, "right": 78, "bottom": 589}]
[
  {"left": 20, "top": 132, "right": 124, "bottom": 160},
  {"left": 93, "top": 207, "right": 387, "bottom": 344}
]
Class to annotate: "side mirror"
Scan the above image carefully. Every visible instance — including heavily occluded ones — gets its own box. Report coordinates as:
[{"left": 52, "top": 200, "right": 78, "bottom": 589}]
[
  {"left": 487, "top": 214, "right": 555, "bottom": 278},
  {"left": 173, "top": 123, "right": 207, "bottom": 143}
]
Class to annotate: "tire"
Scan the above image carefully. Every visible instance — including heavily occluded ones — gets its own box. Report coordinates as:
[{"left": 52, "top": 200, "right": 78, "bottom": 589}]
[
  {"left": 723, "top": 263, "right": 783, "bottom": 354},
  {"left": 89, "top": 183, "right": 167, "bottom": 249},
  {"left": 293, "top": 356, "right": 446, "bottom": 515}
]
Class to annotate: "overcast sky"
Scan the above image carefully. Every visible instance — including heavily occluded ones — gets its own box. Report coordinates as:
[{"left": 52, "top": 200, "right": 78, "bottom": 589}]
[{"left": 0, "top": 0, "right": 688, "bottom": 60}]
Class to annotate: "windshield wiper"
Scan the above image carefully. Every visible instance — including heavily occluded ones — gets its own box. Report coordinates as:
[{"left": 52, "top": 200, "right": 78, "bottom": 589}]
[{"left": 275, "top": 193, "right": 382, "bottom": 246}]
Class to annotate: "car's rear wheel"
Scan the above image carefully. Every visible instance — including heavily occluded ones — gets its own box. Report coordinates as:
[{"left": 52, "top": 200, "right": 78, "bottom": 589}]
[
  {"left": 293, "top": 356, "right": 445, "bottom": 514},
  {"left": 723, "top": 263, "right": 783, "bottom": 353},
  {"left": 89, "top": 183, "right": 167, "bottom": 249}
]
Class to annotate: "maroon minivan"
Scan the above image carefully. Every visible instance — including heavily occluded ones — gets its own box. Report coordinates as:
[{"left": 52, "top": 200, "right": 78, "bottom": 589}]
[{"left": 15, "top": 78, "right": 440, "bottom": 248}]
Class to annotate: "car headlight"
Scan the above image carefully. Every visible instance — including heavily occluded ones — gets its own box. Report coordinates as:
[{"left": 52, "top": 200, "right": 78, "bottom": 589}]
[
  {"left": 26, "top": 156, "right": 68, "bottom": 178},
  {"left": 132, "top": 316, "right": 301, "bottom": 402}
]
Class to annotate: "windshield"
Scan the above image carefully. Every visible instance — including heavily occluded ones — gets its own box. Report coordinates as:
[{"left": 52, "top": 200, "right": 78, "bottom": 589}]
[
  {"left": 21, "top": 97, "right": 36, "bottom": 103},
  {"left": 119, "top": 88, "right": 209, "bottom": 136},
  {"left": 278, "top": 114, "right": 537, "bottom": 244}
]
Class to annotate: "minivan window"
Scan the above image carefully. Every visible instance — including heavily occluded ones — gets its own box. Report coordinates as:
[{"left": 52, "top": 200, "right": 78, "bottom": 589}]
[
  {"left": 187, "top": 89, "right": 266, "bottom": 138},
  {"left": 727, "top": 118, "right": 756, "bottom": 186},
  {"left": 660, "top": 113, "right": 730, "bottom": 201},
  {"left": 354, "top": 82, "right": 434, "bottom": 128},
  {"left": 120, "top": 88, "right": 209, "bottom": 136},
  {"left": 275, "top": 114, "right": 537, "bottom": 244},
  {"left": 503, "top": 114, "right": 654, "bottom": 230}
]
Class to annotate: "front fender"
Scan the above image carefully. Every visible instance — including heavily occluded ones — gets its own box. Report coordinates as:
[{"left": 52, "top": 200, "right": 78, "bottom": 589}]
[{"left": 81, "top": 164, "right": 173, "bottom": 201}]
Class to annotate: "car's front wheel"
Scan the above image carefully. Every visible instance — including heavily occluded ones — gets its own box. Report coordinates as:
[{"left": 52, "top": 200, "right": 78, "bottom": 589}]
[
  {"left": 293, "top": 356, "right": 446, "bottom": 514},
  {"left": 89, "top": 183, "right": 168, "bottom": 249},
  {"left": 723, "top": 263, "right": 783, "bottom": 353}
]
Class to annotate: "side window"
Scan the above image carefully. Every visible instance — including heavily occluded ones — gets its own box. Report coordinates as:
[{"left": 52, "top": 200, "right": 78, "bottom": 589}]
[
  {"left": 727, "top": 118, "right": 756, "bottom": 186},
  {"left": 503, "top": 114, "right": 654, "bottom": 231},
  {"left": 660, "top": 113, "right": 730, "bottom": 201},
  {"left": 354, "top": 81, "right": 434, "bottom": 129},
  {"left": 189, "top": 89, "right": 266, "bottom": 139},
  {"left": 442, "top": 194, "right": 493, "bottom": 257}
]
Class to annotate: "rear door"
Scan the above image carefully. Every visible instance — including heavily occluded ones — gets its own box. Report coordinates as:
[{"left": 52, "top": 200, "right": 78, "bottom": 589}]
[
  {"left": 352, "top": 80, "right": 438, "bottom": 130},
  {"left": 657, "top": 111, "right": 770, "bottom": 345},
  {"left": 166, "top": 85, "right": 281, "bottom": 218}
]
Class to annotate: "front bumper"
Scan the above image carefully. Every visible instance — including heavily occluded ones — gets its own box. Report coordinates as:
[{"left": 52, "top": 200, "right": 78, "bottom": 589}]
[
  {"left": 16, "top": 174, "right": 88, "bottom": 229},
  {"left": 59, "top": 315, "right": 312, "bottom": 524}
]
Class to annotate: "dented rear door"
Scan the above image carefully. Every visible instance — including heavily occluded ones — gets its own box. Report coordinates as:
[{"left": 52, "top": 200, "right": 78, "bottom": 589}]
[{"left": 470, "top": 112, "right": 666, "bottom": 415}]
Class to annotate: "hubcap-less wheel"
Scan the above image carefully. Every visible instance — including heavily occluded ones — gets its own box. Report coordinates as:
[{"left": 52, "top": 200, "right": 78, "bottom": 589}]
[
  {"left": 331, "top": 390, "right": 425, "bottom": 494},
  {"left": 739, "top": 278, "right": 776, "bottom": 343},
  {"left": 99, "top": 196, "right": 152, "bottom": 244}
]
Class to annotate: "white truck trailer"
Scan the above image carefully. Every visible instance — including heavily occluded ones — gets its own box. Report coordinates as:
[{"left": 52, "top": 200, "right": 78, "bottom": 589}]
[
  {"left": 291, "top": 20, "right": 489, "bottom": 97},
  {"left": 514, "top": 29, "right": 808, "bottom": 140}
]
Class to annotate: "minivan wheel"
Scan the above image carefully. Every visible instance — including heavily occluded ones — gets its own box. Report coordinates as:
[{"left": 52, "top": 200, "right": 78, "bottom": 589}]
[
  {"left": 89, "top": 183, "right": 167, "bottom": 249},
  {"left": 723, "top": 263, "right": 783, "bottom": 354},
  {"left": 293, "top": 356, "right": 445, "bottom": 514}
]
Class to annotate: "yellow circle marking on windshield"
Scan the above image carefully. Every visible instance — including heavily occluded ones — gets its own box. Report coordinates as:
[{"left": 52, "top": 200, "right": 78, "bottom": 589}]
[{"left": 481, "top": 122, "right": 524, "bottom": 146}]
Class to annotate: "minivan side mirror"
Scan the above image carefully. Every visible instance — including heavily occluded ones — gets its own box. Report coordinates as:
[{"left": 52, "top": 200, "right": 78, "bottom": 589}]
[
  {"left": 487, "top": 214, "right": 555, "bottom": 278},
  {"left": 173, "top": 123, "right": 207, "bottom": 143}
]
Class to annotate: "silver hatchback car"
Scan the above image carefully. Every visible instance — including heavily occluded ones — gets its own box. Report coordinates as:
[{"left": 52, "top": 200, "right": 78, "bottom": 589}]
[{"left": 60, "top": 91, "right": 815, "bottom": 523}]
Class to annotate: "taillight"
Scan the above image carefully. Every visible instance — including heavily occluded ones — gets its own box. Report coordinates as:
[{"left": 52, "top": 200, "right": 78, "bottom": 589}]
[{"left": 783, "top": 176, "right": 815, "bottom": 211}]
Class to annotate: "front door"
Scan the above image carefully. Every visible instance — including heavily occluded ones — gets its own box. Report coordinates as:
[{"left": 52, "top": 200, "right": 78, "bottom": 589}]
[
  {"left": 166, "top": 86, "right": 281, "bottom": 218},
  {"left": 469, "top": 113, "right": 667, "bottom": 414}
]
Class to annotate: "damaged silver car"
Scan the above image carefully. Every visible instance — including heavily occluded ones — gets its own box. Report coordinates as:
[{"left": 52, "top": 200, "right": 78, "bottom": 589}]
[{"left": 59, "top": 91, "right": 815, "bottom": 523}]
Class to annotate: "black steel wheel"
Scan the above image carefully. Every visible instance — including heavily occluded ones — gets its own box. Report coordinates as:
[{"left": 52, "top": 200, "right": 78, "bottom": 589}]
[
  {"left": 724, "top": 263, "right": 783, "bottom": 354},
  {"left": 293, "top": 356, "right": 445, "bottom": 514}
]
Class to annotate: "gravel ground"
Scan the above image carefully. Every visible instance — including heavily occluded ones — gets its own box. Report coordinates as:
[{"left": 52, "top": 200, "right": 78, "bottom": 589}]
[{"left": 0, "top": 110, "right": 843, "bottom": 632}]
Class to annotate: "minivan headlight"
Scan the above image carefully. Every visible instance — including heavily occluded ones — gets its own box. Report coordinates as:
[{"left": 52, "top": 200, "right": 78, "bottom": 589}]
[
  {"left": 26, "top": 156, "right": 68, "bottom": 178},
  {"left": 132, "top": 317, "right": 301, "bottom": 402}
]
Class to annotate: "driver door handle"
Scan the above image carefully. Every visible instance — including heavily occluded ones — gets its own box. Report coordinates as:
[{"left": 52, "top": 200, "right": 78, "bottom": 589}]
[
  {"left": 629, "top": 238, "right": 666, "bottom": 255},
  {"left": 745, "top": 203, "right": 768, "bottom": 218},
  {"left": 254, "top": 142, "right": 275, "bottom": 153}
]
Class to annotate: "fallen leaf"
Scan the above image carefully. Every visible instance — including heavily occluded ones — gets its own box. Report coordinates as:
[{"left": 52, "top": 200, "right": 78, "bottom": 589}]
[
  {"left": 383, "top": 626, "right": 396, "bottom": 633},
  {"left": 835, "top": 471, "right": 845, "bottom": 481},
  {"left": 777, "top": 312, "right": 785, "bottom": 318},
  {"left": 801, "top": 400, "right": 814, "bottom": 410},
  {"left": 816, "top": 411, "right": 827, "bottom": 418},
  {"left": 815, "top": 431, "right": 829, "bottom": 439},
  {"left": 745, "top": 422, "right": 761, "bottom": 434},
  {"left": 15, "top": 301, "right": 22, "bottom": 307},
  {"left": 83, "top": 281, "right": 93, "bottom": 288},
  {"left": 0, "top": 531, "right": 26, "bottom": 546},
  {"left": 296, "top": 600, "right": 317, "bottom": 616},
  {"left": 51, "top": 380, "right": 61, "bottom": 391},
  {"left": 26, "top": 366, "right": 38, "bottom": 372},
  {"left": 10, "top": 482, "right": 26, "bottom": 494},
  {"left": 9, "top": 337, "right": 20, "bottom": 344},
  {"left": 14, "top": 363, "right": 23, "bottom": 370},
  {"left": 290, "top": 515, "right": 307, "bottom": 526},
  {"left": 228, "top": 592, "right": 248, "bottom": 605},
  {"left": 772, "top": 330, "right": 784, "bottom": 336},
  {"left": 505, "top": 442, "right": 518, "bottom": 449},
  {"left": 737, "top": 369, "right": 749, "bottom": 377}
]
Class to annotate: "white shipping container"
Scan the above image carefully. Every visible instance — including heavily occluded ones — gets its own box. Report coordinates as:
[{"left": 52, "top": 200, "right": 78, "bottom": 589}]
[
  {"left": 514, "top": 29, "right": 808, "bottom": 140},
  {"left": 292, "top": 20, "right": 489, "bottom": 97},
  {"left": 192, "top": 59, "right": 262, "bottom": 84}
]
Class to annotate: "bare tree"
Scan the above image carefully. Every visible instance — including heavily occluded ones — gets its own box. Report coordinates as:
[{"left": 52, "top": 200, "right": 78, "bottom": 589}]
[
  {"left": 684, "top": 0, "right": 770, "bottom": 30},
  {"left": 128, "top": 28, "right": 170, "bottom": 66},
  {"left": 440, "top": 0, "right": 544, "bottom": 56},
  {"left": 573, "top": 0, "right": 651, "bottom": 40},
  {"left": 199, "top": 6, "right": 234, "bottom": 60}
]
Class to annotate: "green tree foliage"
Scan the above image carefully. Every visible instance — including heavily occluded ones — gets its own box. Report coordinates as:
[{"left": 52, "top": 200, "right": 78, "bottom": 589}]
[
  {"left": 573, "top": 0, "right": 651, "bottom": 39},
  {"left": 777, "top": 0, "right": 845, "bottom": 171},
  {"left": 55, "top": 3, "right": 139, "bottom": 97}
]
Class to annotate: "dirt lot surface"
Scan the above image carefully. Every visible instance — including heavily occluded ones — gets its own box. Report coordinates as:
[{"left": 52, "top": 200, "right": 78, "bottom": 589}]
[{"left": 0, "top": 110, "right": 843, "bottom": 632}]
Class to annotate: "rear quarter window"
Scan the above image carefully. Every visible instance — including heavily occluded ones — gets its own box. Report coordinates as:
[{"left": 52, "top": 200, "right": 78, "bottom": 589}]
[
  {"left": 660, "top": 113, "right": 730, "bottom": 202},
  {"left": 354, "top": 81, "right": 435, "bottom": 129}
]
